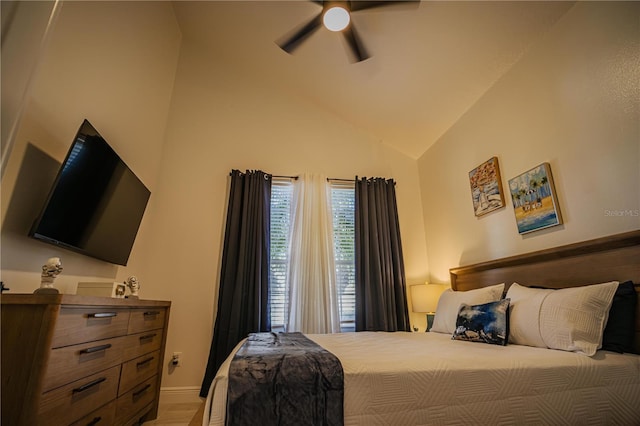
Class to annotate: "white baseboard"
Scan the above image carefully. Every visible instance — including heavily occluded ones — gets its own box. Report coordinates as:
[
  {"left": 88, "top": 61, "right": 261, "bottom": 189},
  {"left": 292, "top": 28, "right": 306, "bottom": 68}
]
[{"left": 159, "top": 386, "right": 203, "bottom": 405}]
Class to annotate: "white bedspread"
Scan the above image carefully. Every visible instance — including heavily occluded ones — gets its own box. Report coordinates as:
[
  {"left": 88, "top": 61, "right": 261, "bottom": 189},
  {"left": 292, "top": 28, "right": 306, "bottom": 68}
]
[{"left": 203, "top": 332, "right": 640, "bottom": 425}]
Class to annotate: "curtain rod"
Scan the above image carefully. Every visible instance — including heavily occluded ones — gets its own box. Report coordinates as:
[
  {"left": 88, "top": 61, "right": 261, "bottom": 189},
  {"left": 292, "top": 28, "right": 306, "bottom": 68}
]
[
  {"left": 330, "top": 177, "right": 396, "bottom": 186},
  {"left": 327, "top": 178, "right": 355, "bottom": 182},
  {"left": 274, "top": 176, "right": 355, "bottom": 182},
  {"left": 229, "top": 171, "right": 299, "bottom": 180},
  {"left": 230, "top": 172, "right": 356, "bottom": 182}
]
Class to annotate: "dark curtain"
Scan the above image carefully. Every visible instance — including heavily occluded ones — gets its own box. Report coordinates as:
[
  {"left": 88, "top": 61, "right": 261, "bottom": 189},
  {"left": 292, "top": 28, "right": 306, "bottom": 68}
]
[
  {"left": 354, "top": 177, "right": 411, "bottom": 332},
  {"left": 200, "top": 169, "right": 272, "bottom": 397}
]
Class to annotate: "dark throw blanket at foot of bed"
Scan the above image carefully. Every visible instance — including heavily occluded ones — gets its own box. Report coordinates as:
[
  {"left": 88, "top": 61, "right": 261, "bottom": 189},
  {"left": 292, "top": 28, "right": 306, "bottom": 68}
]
[{"left": 226, "top": 332, "right": 344, "bottom": 426}]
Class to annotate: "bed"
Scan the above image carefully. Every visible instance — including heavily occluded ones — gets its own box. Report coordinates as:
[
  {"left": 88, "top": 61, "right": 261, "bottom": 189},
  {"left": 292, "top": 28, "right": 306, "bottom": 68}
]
[{"left": 200, "top": 230, "right": 640, "bottom": 425}]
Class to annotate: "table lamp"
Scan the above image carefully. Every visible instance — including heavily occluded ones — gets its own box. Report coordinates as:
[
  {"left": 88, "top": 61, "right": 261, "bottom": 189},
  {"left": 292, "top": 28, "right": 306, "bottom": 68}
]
[{"left": 411, "top": 283, "right": 446, "bottom": 331}]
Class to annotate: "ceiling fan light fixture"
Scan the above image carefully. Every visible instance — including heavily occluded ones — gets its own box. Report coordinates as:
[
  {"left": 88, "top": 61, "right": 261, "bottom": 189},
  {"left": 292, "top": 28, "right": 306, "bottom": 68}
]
[{"left": 323, "top": 6, "right": 350, "bottom": 31}]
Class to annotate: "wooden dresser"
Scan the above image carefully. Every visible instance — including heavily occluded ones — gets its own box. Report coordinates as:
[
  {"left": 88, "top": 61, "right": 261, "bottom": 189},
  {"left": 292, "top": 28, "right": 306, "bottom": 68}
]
[{"left": 1, "top": 294, "right": 171, "bottom": 426}]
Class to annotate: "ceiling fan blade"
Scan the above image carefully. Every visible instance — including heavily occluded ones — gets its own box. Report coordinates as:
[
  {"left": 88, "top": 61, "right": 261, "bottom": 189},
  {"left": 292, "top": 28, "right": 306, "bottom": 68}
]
[
  {"left": 276, "top": 13, "right": 323, "bottom": 54},
  {"left": 342, "top": 24, "right": 369, "bottom": 63},
  {"left": 350, "top": 0, "right": 420, "bottom": 12}
]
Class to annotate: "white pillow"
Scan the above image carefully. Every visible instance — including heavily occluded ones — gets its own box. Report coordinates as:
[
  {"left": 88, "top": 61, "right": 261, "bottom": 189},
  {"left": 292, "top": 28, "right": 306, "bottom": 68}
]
[
  {"left": 507, "top": 283, "right": 553, "bottom": 348},
  {"left": 506, "top": 281, "right": 619, "bottom": 356},
  {"left": 430, "top": 283, "right": 505, "bottom": 334}
]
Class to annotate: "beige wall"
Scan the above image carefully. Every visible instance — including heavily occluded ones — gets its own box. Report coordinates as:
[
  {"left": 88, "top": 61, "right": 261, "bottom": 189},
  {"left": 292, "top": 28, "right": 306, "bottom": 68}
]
[
  {"left": 1, "top": 1, "right": 60, "bottom": 173},
  {"left": 1, "top": 2, "right": 181, "bottom": 305},
  {"left": 148, "top": 39, "right": 428, "bottom": 388},
  {"left": 418, "top": 1, "right": 640, "bottom": 284}
]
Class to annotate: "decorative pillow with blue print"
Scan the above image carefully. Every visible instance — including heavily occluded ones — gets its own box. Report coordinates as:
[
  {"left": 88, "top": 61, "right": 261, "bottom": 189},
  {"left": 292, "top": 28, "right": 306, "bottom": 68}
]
[{"left": 452, "top": 299, "right": 510, "bottom": 346}]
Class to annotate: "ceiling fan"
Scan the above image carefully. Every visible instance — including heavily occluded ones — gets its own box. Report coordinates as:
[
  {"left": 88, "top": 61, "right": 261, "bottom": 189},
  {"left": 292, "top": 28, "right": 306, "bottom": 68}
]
[{"left": 276, "top": 1, "right": 421, "bottom": 63}]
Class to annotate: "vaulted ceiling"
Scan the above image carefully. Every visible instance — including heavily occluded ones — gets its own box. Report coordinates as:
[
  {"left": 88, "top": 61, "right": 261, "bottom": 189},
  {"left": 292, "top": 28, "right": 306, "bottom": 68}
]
[{"left": 172, "top": 1, "right": 575, "bottom": 159}]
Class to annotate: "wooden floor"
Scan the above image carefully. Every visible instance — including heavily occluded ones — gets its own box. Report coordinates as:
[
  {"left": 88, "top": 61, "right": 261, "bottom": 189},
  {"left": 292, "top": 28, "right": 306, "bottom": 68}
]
[{"left": 144, "top": 401, "right": 203, "bottom": 425}]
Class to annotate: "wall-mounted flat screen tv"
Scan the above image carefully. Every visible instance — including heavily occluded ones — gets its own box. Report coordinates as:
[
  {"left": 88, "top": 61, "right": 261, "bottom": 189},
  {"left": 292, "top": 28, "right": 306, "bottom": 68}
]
[{"left": 29, "top": 119, "right": 151, "bottom": 266}]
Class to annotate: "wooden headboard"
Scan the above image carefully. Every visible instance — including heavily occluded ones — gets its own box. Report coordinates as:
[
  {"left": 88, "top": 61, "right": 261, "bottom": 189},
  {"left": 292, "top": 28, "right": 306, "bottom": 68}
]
[{"left": 449, "top": 230, "right": 640, "bottom": 353}]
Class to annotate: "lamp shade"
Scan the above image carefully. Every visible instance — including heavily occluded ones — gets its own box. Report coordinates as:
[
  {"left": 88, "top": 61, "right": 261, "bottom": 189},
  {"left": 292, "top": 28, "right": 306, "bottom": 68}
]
[{"left": 411, "top": 283, "right": 446, "bottom": 313}]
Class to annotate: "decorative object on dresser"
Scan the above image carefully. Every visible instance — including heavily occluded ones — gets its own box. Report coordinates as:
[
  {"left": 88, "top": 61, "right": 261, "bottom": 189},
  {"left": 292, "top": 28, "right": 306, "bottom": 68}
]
[
  {"left": 77, "top": 282, "right": 127, "bottom": 298},
  {"left": 35, "top": 257, "right": 63, "bottom": 294},
  {"left": 1, "top": 294, "right": 171, "bottom": 426},
  {"left": 125, "top": 276, "right": 140, "bottom": 299}
]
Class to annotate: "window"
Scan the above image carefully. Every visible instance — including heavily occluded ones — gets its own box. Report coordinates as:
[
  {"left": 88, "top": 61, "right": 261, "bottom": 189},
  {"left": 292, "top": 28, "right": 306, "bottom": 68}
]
[
  {"left": 269, "top": 178, "right": 356, "bottom": 332},
  {"left": 269, "top": 180, "right": 294, "bottom": 331},
  {"left": 330, "top": 182, "right": 356, "bottom": 332}
]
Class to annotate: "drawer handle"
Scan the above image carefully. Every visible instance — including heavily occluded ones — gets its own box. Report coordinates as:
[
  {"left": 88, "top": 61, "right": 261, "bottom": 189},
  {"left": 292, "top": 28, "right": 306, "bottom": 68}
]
[
  {"left": 88, "top": 312, "right": 117, "bottom": 318},
  {"left": 132, "top": 383, "right": 151, "bottom": 398},
  {"left": 86, "top": 416, "right": 102, "bottom": 426},
  {"left": 73, "top": 377, "right": 106, "bottom": 394},
  {"left": 139, "top": 333, "right": 157, "bottom": 341},
  {"left": 136, "top": 356, "right": 154, "bottom": 368},
  {"left": 143, "top": 311, "right": 160, "bottom": 316},
  {"left": 80, "top": 343, "right": 112, "bottom": 354}
]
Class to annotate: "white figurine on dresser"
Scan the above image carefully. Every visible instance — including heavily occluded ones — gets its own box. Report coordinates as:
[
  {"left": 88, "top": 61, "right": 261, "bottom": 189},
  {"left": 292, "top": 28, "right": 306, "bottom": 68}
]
[
  {"left": 126, "top": 275, "right": 141, "bottom": 298},
  {"left": 35, "top": 257, "right": 62, "bottom": 294}
]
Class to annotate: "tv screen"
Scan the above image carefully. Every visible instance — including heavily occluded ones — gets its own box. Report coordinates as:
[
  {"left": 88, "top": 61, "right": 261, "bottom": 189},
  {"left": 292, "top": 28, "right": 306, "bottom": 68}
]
[{"left": 29, "top": 119, "right": 151, "bottom": 266}]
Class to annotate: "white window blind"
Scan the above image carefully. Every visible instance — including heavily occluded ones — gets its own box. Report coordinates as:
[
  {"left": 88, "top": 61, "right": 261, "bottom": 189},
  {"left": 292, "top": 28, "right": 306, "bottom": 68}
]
[
  {"left": 269, "top": 180, "right": 294, "bottom": 332},
  {"left": 330, "top": 182, "right": 356, "bottom": 332},
  {"left": 269, "top": 178, "right": 355, "bottom": 332}
]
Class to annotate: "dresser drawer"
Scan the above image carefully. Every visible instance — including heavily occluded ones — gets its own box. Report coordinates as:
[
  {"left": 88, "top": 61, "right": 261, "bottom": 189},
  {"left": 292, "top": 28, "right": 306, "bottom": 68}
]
[
  {"left": 119, "top": 403, "right": 153, "bottom": 426},
  {"left": 128, "top": 308, "right": 166, "bottom": 334},
  {"left": 115, "top": 376, "right": 157, "bottom": 425},
  {"left": 52, "top": 307, "right": 130, "bottom": 348},
  {"left": 122, "top": 330, "right": 164, "bottom": 362},
  {"left": 119, "top": 350, "right": 160, "bottom": 395},
  {"left": 38, "top": 365, "right": 120, "bottom": 426},
  {"left": 43, "top": 336, "right": 127, "bottom": 392},
  {"left": 70, "top": 400, "right": 116, "bottom": 426}
]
